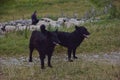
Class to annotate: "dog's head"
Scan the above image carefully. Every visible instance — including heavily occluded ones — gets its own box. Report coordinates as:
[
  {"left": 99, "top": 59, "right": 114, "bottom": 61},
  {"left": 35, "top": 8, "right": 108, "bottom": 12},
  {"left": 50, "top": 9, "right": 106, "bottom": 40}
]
[{"left": 75, "top": 25, "right": 90, "bottom": 38}]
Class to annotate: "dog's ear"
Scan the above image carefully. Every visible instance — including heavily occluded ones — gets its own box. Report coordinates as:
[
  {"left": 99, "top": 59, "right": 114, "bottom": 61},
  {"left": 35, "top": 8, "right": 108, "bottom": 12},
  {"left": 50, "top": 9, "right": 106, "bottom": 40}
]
[{"left": 75, "top": 25, "right": 79, "bottom": 29}]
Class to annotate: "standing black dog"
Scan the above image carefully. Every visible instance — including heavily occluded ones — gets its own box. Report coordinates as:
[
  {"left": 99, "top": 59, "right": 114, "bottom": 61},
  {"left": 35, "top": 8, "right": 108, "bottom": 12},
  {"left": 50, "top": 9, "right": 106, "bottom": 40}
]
[
  {"left": 57, "top": 26, "right": 90, "bottom": 61},
  {"left": 29, "top": 25, "right": 60, "bottom": 69}
]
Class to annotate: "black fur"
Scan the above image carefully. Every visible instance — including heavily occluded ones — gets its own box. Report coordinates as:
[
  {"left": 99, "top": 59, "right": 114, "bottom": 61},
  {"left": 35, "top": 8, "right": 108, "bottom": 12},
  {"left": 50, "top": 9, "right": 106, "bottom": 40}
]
[
  {"left": 57, "top": 26, "right": 90, "bottom": 61},
  {"left": 29, "top": 25, "right": 60, "bottom": 69}
]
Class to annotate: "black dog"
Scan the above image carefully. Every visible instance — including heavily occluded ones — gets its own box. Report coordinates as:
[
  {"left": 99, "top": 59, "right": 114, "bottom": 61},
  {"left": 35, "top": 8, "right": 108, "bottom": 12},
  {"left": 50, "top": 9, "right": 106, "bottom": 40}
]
[
  {"left": 29, "top": 25, "right": 60, "bottom": 69},
  {"left": 57, "top": 26, "right": 90, "bottom": 61}
]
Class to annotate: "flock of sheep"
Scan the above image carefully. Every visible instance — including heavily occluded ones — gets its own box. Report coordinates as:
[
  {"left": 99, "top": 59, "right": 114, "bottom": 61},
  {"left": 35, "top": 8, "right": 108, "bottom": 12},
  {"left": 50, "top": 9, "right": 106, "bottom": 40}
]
[{"left": 0, "top": 17, "right": 99, "bottom": 34}]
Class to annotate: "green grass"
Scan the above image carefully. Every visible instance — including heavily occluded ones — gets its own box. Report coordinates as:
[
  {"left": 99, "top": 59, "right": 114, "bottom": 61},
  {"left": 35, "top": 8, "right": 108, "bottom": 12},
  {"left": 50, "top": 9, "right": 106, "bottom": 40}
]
[
  {"left": 0, "top": 0, "right": 120, "bottom": 22},
  {"left": 0, "top": 30, "right": 31, "bottom": 56},
  {"left": 0, "top": 0, "right": 91, "bottom": 22}
]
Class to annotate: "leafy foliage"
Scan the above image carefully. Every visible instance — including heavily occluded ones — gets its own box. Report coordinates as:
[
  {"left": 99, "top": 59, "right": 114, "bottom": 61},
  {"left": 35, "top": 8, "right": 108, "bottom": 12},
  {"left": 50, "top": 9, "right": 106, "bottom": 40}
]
[
  {"left": 89, "top": 0, "right": 112, "bottom": 8},
  {"left": 88, "top": 0, "right": 120, "bottom": 19}
]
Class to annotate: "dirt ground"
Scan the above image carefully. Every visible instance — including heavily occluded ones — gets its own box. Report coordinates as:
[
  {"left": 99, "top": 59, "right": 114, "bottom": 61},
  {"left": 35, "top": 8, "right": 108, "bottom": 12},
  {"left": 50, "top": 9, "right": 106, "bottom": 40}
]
[{"left": 0, "top": 52, "right": 120, "bottom": 66}]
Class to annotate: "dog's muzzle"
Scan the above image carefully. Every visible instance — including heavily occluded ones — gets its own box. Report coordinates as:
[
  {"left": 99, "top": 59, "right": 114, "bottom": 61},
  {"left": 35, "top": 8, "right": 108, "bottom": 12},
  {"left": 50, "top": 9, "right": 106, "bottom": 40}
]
[
  {"left": 53, "top": 42, "right": 60, "bottom": 45},
  {"left": 83, "top": 34, "right": 89, "bottom": 38}
]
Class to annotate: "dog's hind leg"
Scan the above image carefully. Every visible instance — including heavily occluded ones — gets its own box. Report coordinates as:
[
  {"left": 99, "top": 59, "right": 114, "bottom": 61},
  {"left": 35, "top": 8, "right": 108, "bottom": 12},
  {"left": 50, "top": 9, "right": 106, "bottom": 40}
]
[
  {"left": 73, "top": 48, "right": 78, "bottom": 59},
  {"left": 40, "top": 53, "right": 45, "bottom": 69},
  {"left": 47, "top": 53, "right": 53, "bottom": 68},
  {"left": 29, "top": 45, "right": 34, "bottom": 62},
  {"left": 68, "top": 48, "right": 73, "bottom": 62}
]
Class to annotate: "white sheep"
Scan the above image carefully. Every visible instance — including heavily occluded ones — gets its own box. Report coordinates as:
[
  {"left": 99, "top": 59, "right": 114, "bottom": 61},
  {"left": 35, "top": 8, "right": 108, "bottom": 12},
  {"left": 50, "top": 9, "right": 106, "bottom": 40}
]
[
  {"left": 4, "top": 25, "right": 16, "bottom": 32},
  {"left": 37, "top": 20, "right": 50, "bottom": 27}
]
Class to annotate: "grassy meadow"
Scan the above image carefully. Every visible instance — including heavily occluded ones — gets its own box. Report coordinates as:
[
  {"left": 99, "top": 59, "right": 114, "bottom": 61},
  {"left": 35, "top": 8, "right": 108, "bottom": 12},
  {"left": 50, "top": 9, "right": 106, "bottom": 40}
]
[
  {"left": 0, "top": 19, "right": 120, "bottom": 80},
  {"left": 0, "top": 0, "right": 91, "bottom": 22},
  {"left": 0, "top": 0, "right": 120, "bottom": 80},
  {"left": 0, "top": 19, "right": 120, "bottom": 56},
  {"left": 0, "top": 58, "right": 120, "bottom": 80}
]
